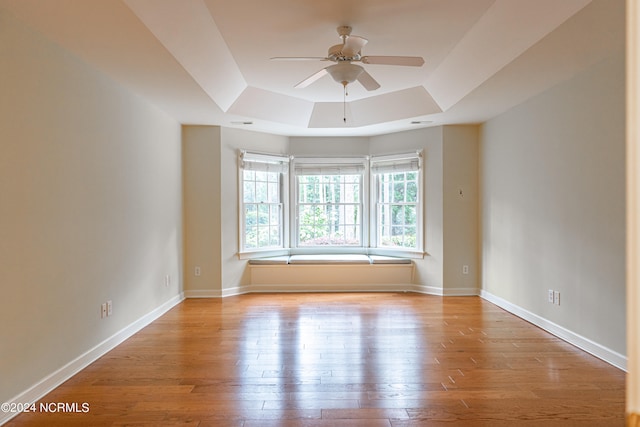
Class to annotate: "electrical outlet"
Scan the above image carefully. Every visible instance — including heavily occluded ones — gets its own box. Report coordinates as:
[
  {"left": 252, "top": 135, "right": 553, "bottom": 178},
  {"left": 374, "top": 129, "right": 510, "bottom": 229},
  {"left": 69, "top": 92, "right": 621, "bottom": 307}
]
[
  {"left": 548, "top": 290, "right": 554, "bottom": 303},
  {"left": 101, "top": 303, "right": 107, "bottom": 318},
  {"left": 165, "top": 275, "right": 170, "bottom": 287},
  {"left": 462, "top": 265, "right": 469, "bottom": 275},
  {"left": 554, "top": 291, "right": 560, "bottom": 306},
  {"left": 107, "top": 300, "right": 112, "bottom": 316},
  {"left": 195, "top": 266, "right": 201, "bottom": 276}
]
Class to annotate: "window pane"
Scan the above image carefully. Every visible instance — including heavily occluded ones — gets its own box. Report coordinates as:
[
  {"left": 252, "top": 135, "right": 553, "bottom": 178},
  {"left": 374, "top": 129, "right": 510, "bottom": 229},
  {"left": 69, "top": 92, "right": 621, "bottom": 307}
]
[
  {"left": 245, "top": 227, "right": 257, "bottom": 249},
  {"left": 270, "top": 205, "right": 280, "bottom": 225},
  {"left": 392, "top": 205, "right": 404, "bottom": 225},
  {"left": 243, "top": 181, "right": 255, "bottom": 203},
  {"left": 258, "top": 204, "right": 269, "bottom": 225},
  {"left": 376, "top": 169, "right": 419, "bottom": 250},
  {"left": 404, "top": 226, "right": 416, "bottom": 248},
  {"left": 380, "top": 179, "right": 391, "bottom": 203},
  {"left": 394, "top": 182, "right": 405, "bottom": 203},
  {"left": 406, "top": 181, "right": 418, "bottom": 202},
  {"left": 258, "top": 227, "right": 269, "bottom": 247},
  {"left": 344, "top": 204, "right": 355, "bottom": 224},
  {"left": 297, "top": 173, "right": 362, "bottom": 246},
  {"left": 268, "top": 182, "right": 279, "bottom": 203},
  {"left": 242, "top": 167, "right": 283, "bottom": 251},
  {"left": 269, "top": 226, "right": 280, "bottom": 246},
  {"left": 255, "top": 171, "right": 267, "bottom": 182},
  {"left": 256, "top": 182, "right": 268, "bottom": 203},
  {"left": 245, "top": 205, "right": 257, "bottom": 226},
  {"left": 245, "top": 205, "right": 257, "bottom": 249},
  {"left": 347, "top": 182, "right": 359, "bottom": 203},
  {"left": 405, "top": 205, "right": 416, "bottom": 225}
]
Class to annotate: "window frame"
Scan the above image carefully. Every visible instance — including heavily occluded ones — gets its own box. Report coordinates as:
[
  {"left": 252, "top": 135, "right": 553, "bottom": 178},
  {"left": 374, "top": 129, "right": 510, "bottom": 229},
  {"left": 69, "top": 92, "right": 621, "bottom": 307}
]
[
  {"left": 290, "top": 157, "right": 369, "bottom": 254},
  {"left": 369, "top": 151, "right": 424, "bottom": 257},
  {"left": 237, "top": 150, "right": 424, "bottom": 259},
  {"left": 238, "top": 151, "right": 290, "bottom": 259}
]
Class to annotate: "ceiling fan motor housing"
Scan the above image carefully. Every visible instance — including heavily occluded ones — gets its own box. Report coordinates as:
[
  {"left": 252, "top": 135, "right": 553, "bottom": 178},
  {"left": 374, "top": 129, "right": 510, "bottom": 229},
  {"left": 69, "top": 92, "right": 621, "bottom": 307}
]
[{"left": 328, "top": 44, "right": 361, "bottom": 62}]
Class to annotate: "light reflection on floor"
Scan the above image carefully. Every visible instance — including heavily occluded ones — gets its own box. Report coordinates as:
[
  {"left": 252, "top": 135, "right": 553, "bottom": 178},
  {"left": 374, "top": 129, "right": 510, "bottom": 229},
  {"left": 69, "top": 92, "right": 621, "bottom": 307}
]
[{"left": 239, "top": 296, "right": 425, "bottom": 412}]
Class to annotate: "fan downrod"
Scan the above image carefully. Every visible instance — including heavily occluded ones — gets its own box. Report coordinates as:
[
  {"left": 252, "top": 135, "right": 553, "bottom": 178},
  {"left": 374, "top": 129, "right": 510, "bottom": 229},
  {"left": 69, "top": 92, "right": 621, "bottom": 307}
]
[{"left": 336, "top": 26, "right": 352, "bottom": 39}]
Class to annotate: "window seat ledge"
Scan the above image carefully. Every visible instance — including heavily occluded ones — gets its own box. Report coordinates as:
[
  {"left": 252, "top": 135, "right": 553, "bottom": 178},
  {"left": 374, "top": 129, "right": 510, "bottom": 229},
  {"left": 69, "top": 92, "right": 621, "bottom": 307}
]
[
  {"left": 248, "top": 254, "right": 412, "bottom": 265},
  {"left": 246, "top": 256, "right": 290, "bottom": 265},
  {"left": 289, "top": 254, "right": 371, "bottom": 264}
]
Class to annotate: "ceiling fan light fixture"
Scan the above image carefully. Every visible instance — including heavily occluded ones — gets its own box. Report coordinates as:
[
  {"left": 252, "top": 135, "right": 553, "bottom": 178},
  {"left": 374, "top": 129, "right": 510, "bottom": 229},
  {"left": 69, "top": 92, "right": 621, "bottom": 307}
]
[{"left": 327, "top": 63, "right": 364, "bottom": 86}]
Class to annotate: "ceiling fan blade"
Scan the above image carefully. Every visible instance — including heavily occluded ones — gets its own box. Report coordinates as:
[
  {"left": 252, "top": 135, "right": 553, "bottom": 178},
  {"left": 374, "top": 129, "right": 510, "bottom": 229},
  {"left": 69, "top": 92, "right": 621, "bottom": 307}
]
[
  {"left": 295, "top": 68, "right": 329, "bottom": 88},
  {"left": 361, "top": 56, "right": 425, "bottom": 66},
  {"left": 271, "top": 57, "right": 328, "bottom": 61},
  {"left": 357, "top": 70, "right": 380, "bottom": 91},
  {"left": 342, "top": 35, "right": 368, "bottom": 57}
]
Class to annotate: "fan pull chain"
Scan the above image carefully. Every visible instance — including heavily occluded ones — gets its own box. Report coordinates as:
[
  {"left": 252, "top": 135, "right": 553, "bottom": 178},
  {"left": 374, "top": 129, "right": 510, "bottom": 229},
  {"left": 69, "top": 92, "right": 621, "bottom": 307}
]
[{"left": 343, "top": 83, "right": 348, "bottom": 123}]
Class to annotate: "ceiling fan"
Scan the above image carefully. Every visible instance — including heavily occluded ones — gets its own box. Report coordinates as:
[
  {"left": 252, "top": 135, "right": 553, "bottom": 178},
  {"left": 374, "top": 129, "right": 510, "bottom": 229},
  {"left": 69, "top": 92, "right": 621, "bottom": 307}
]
[{"left": 271, "top": 26, "right": 425, "bottom": 92}]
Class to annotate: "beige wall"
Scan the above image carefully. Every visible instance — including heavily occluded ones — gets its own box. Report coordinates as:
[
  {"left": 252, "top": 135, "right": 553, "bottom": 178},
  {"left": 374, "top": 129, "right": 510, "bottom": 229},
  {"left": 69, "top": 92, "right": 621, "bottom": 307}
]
[
  {"left": 182, "top": 126, "right": 222, "bottom": 296},
  {"left": 0, "top": 11, "right": 183, "bottom": 403},
  {"left": 443, "top": 126, "right": 480, "bottom": 293},
  {"left": 289, "top": 136, "right": 370, "bottom": 156},
  {"left": 627, "top": 0, "right": 640, "bottom": 418},
  {"left": 480, "top": 49, "right": 626, "bottom": 356}
]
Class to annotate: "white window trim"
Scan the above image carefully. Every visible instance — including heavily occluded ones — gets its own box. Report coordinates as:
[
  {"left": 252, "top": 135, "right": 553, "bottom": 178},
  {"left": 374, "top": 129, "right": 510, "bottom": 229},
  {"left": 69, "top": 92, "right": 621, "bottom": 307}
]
[
  {"left": 369, "top": 151, "right": 424, "bottom": 256},
  {"left": 238, "top": 150, "right": 290, "bottom": 257},
  {"left": 237, "top": 150, "right": 425, "bottom": 260},
  {"left": 290, "top": 156, "right": 369, "bottom": 253}
]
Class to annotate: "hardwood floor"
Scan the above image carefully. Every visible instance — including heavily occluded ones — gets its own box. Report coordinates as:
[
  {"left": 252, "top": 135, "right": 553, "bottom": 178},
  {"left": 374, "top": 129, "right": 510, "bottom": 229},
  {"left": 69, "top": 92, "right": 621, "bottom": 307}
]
[{"left": 7, "top": 293, "right": 625, "bottom": 426}]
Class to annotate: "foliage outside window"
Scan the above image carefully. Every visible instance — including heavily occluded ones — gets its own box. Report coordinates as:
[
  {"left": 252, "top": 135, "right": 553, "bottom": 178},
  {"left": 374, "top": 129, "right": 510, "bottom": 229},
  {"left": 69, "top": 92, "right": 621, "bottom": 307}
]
[
  {"left": 293, "top": 160, "right": 366, "bottom": 248},
  {"left": 297, "top": 174, "right": 362, "bottom": 246},
  {"left": 376, "top": 171, "right": 418, "bottom": 248},
  {"left": 371, "top": 153, "right": 421, "bottom": 252},
  {"left": 243, "top": 169, "right": 282, "bottom": 249}
]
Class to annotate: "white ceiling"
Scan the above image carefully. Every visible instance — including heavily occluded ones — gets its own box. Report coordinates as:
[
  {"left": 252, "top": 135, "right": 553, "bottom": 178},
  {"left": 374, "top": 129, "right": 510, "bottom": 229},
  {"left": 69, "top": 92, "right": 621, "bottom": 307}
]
[{"left": 0, "top": 0, "right": 624, "bottom": 136}]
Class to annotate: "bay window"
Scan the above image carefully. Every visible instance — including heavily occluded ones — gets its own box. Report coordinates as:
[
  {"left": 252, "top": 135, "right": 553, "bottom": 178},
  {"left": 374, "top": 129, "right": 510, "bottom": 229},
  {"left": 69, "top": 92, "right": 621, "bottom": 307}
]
[{"left": 238, "top": 150, "right": 422, "bottom": 258}]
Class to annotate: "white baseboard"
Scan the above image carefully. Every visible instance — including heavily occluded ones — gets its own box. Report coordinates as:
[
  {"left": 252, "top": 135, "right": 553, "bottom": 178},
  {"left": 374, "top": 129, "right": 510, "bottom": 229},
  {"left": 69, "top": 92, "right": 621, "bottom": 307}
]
[
  {"left": 444, "top": 287, "right": 479, "bottom": 296},
  {"left": 408, "top": 286, "right": 479, "bottom": 296},
  {"left": 480, "top": 290, "right": 627, "bottom": 371},
  {"left": 0, "top": 293, "right": 184, "bottom": 426},
  {"left": 184, "top": 289, "right": 223, "bottom": 298}
]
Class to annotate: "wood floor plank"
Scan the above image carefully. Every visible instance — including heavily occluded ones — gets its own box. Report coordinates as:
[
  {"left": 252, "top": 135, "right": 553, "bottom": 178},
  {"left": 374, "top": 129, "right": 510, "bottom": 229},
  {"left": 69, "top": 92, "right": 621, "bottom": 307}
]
[{"left": 5, "top": 293, "right": 625, "bottom": 426}]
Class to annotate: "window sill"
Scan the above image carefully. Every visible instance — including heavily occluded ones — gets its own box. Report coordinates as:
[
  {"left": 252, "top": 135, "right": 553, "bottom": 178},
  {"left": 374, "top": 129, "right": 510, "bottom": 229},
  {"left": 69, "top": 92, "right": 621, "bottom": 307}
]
[
  {"left": 239, "top": 247, "right": 425, "bottom": 260},
  {"left": 238, "top": 249, "right": 289, "bottom": 260},
  {"left": 368, "top": 248, "right": 425, "bottom": 259},
  {"left": 248, "top": 254, "right": 413, "bottom": 265}
]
